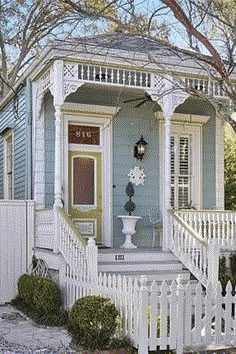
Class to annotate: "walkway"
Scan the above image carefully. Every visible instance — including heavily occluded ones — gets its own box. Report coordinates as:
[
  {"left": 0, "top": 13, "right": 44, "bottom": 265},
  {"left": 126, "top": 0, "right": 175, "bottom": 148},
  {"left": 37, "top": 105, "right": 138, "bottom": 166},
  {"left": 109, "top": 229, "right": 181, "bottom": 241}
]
[{"left": 0, "top": 304, "right": 74, "bottom": 353}]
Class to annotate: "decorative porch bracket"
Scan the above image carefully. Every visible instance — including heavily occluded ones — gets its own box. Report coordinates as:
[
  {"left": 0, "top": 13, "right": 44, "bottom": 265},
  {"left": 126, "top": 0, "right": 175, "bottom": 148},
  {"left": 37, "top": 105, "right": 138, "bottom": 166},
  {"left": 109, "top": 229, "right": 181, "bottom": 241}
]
[{"left": 146, "top": 74, "right": 190, "bottom": 250}]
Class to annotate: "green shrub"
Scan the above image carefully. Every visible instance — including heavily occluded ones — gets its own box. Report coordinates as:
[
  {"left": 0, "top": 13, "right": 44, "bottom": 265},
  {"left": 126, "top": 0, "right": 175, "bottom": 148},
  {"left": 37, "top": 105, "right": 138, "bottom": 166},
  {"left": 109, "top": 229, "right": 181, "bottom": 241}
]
[
  {"left": 15, "top": 273, "right": 67, "bottom": 327},
  {"left": 33, "top": 276, "right": 62, "bottom": 314},
  {"left": 68, "top": 295, "right": 120, "bottom": 351},
  {"left": 17, "top": 273, "right": 37, "bottom": 307}
]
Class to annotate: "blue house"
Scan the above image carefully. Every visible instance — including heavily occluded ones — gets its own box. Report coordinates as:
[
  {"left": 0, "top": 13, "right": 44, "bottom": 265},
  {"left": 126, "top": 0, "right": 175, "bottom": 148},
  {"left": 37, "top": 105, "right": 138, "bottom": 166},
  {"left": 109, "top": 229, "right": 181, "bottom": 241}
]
[{"left": 0, "top": 33, "right": 230, "bottom": 286}]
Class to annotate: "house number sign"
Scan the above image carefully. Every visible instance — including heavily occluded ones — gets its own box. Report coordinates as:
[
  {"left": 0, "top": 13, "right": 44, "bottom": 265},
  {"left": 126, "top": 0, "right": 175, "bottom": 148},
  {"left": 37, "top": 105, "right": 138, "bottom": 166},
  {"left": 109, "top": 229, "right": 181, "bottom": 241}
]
[{"left": 69, "top": 125, "right": 100, "bottom": 145}]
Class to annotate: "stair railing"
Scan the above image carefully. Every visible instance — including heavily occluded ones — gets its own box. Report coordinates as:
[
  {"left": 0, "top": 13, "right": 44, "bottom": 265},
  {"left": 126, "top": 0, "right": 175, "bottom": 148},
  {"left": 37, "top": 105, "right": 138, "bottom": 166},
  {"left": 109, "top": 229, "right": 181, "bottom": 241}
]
[
  {"left": 174, "top": 210, "right": 236, "bottom": 248},
  {"left": 168, "top": 210, "right": 220, "bottom": 288},
  {"left": 54, "top": 207, "right": 98, "bottom": 282}
]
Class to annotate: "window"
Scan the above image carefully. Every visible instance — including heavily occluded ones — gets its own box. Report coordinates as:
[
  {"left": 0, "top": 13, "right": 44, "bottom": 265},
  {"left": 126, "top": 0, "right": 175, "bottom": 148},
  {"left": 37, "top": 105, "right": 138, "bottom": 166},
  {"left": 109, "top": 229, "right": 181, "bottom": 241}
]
[
  {"left": 72, "top": 156, "right": 95, "bottom": 206},
  {"left": 4, "top": 130, "right": 13, "bottom": 199},
  {"left": 170, "top": 135, "right": 191, "bottom": 208}
]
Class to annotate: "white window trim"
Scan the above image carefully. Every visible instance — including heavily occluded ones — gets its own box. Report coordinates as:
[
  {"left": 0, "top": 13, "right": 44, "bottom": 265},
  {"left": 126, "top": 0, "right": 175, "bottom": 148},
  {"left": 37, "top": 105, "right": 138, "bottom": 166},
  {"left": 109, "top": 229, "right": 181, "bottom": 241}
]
[
  {"left": 3, "top": 129, "right": 14, "bottom": 200},
  {"left": 63, "top": 104, "right": 114, "bottom": 247},
  {"left": 160, "top": 120, "right": 203, "bottom": 211},
  {"left": 71, "top": 154, "right": 97, "bottom": 211}
]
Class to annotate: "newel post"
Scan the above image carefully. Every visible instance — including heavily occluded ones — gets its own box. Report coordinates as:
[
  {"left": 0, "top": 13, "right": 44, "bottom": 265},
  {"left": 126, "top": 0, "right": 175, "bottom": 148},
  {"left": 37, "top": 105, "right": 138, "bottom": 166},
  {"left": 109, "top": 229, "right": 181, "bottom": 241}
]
[
  {"left": 138, "top": 276, "right": 149, "bottom": 354},
  {"left": 176, "top": 274, "right": 185, "bottom": 354},
  {"left": 207, "top": 239, "right": 220, "bottom": 289},
  {"left": 86, "top": 238, "right": 98, "bottom": 285}
]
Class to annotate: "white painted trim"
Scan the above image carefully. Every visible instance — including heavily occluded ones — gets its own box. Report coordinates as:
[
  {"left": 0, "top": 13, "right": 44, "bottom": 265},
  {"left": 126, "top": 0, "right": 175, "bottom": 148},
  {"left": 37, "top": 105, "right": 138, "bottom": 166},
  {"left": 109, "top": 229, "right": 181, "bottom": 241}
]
[
  {"left": 156, "top": 112, "right": 210, "bottom": 125},
  {"left": 33, "top": 98, "right": 45, "bottom": 210},
  {"left": 63, "top": 111, "right": 113, "bottom": 247},
  {"left": 63, "top": 102, "right": 120, "bottom": 117},
  {"left": 159, "top": 120, "right": 202, "bottom": 211},
  {"left": 215, "top": 116, "right": 225, "bottom": 209},
  {"left": 71, "top": 154, "right": 97, "bottom": 210},
  {"left": 3, "top": 129, "right": 14, "bottom": 199}
]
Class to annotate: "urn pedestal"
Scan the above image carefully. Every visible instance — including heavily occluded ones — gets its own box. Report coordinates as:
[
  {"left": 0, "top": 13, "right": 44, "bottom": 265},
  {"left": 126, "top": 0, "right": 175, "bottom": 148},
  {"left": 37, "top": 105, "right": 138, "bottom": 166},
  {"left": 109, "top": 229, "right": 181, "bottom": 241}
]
[{"left": 117, "top": 215, "right": 142, "bottom": 249}]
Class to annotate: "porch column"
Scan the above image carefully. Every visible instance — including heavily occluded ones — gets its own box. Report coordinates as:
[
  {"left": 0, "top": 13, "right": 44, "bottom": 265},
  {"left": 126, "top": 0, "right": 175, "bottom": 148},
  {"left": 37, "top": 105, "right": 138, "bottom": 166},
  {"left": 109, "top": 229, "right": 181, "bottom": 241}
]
[
  {"left": 147, "top": 74, "right": 190, "bottom": 251},
  {"left": 54, "top": 105, "right": 63, "bottom": 207},
  {"left": 162, "top": 113, "right": 172, "bottom": 250},
  {"left": 53, "top": 60, "right": 64, "bottom": 208}
]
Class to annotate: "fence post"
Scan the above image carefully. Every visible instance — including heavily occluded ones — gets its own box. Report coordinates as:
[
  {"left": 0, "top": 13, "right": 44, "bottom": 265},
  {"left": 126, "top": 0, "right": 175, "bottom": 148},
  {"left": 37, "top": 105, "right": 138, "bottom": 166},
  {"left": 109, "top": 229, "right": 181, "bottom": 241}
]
[
  {"left": 86, "top": 237, "right": 98, "bottom": 285},
  {"left": 207, "top": 239, "right": 220, "bottom": 290},
  {"left": 138, "top": 276, "right": 149, "bottom": 354},
  {"left": 176, "top": 274, "right": 185, "bottom": 354}
]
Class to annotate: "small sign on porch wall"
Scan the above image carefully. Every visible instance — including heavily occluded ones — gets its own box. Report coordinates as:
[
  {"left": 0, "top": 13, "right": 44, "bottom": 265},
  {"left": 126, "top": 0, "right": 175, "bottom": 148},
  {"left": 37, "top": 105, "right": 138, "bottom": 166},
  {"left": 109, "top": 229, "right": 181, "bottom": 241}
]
[{"left": 69, "top": 125, "right": 100, "bottom": 145}]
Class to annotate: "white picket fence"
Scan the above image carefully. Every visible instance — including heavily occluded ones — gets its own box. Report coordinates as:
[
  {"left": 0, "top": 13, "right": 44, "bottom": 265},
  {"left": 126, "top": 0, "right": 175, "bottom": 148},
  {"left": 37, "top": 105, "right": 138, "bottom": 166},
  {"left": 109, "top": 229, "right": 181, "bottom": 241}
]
[
  {"left": 59, "top": 258, "right": 236, "bottom": 354},
  {"left": 0, "top": 200, "right": 34, "bottom": 303},
  {"left": 55, "top": 207, "right": 236, "bottom": 353}
]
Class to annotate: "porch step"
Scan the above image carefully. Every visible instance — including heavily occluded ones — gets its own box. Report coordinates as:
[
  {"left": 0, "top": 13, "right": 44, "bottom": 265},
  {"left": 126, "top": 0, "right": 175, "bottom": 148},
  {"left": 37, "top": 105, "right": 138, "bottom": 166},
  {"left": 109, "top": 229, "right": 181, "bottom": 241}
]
[
  {"left": 98, "top": 248, "right": 191, "bottom": 283},
  {"left": 98, "top": 269, "right": 191, "bottom": 283},
  {"left": 98, "top": 260, "right": 183, "bottom": 272},
  {"left": 98, "top": 248, "right": 179, "bottom": 263}
]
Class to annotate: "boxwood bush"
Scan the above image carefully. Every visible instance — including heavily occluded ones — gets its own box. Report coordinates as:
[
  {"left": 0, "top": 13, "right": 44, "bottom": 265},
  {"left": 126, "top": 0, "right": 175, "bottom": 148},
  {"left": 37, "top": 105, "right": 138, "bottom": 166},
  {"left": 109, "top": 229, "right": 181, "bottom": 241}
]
[
  {"left": 14, "top": 273, "right": 67, "bottom": 326},
  {"left": 68, "top": 295, "right": 120, "bottom": 351},
  {"left": 17, "top": 273, "right": 37, "bottom": 308}
]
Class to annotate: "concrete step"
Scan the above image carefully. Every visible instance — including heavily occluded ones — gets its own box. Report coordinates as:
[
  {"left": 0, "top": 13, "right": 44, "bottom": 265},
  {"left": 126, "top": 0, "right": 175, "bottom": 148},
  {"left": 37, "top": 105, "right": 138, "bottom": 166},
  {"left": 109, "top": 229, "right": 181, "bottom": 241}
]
[
  {"left": 98, "top": 248, "right": 179, "bottom": 263},
  {"left": 98, "top": 259, "right": 183, "bottom": 272},
  {"left": 98, "top": 268, "right": 191, "bottom": 283}
]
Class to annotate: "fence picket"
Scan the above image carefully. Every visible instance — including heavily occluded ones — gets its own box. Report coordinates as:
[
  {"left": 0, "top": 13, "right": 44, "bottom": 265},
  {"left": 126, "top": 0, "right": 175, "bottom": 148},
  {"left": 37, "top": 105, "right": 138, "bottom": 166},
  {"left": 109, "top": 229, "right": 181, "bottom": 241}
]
[
  {"left": 194, "top": 282, "right": 202, "bottom": 344},
  {"left": 204, "top": 282, "right": 213, "bottom": 344},
  {"left": 184, "top": 281, "right": 192, "bottom": 346},
  {"left": 225, "top": 281, "right": 233, "bottom": 342},
  {"left": 169, "top": 280, "right": 177, "bottom": 349},
  {"left": 160, "top": 280, "right": 168, "bottom": 349},
  {"left": 150, "top": 281, "right": 158, "bottom": 350},
  {"left": 215, "top": 281, "right": 223, "bottom": 342}
]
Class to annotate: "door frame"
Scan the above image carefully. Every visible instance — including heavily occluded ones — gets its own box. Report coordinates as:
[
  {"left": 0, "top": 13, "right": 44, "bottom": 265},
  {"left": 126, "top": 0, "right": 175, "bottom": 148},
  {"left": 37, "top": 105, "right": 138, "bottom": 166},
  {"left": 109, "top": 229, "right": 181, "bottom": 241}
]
[
  {"left": 63, "top": 103, "right": 116, "bottom": 247},
  {"left": 159, "top": 113, "right": 209, "bottom": 212}
]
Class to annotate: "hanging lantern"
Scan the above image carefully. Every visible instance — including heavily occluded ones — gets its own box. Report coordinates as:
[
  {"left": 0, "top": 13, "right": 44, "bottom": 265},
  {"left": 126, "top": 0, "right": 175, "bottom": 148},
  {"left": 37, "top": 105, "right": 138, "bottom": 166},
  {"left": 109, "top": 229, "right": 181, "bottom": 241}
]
[{"left": 134, "top": 135, "right": 148, "bottom": 160}]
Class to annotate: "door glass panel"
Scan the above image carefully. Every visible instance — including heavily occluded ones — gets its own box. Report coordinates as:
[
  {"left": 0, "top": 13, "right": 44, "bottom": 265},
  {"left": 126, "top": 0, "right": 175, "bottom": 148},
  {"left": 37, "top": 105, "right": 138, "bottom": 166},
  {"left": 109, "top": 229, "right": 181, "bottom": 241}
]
[{"left": 73, "top": 157, "right": 95, "bottom": 205}]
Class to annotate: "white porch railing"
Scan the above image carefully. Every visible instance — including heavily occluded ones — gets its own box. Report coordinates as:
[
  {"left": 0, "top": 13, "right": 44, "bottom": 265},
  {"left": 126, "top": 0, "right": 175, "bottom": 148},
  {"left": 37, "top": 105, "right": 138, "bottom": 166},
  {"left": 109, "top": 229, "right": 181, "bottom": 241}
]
[
  {"left": 174, "top": 210, "right": 236, "bottom": 248},
  {"left": 168, "top": 210, "right": 221, "bottom": 288},
  {"left": 55, "top": 208, "right": 98, "bottom": 281}
]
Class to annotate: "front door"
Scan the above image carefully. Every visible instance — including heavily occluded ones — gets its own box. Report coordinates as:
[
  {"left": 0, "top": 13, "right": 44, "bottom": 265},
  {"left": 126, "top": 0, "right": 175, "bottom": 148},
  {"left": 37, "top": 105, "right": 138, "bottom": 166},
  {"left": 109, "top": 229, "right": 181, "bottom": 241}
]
[{"left": 68, "top": 151, "right": 103, "bottom": 243}]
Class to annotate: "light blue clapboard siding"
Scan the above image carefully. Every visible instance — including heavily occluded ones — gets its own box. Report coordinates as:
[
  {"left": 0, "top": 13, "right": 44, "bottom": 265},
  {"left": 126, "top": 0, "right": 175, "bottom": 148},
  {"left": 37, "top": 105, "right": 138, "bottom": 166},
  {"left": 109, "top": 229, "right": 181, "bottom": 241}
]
[
  {"left": 113, "top": 100, "right": 217, "bottom": 247},
  {"left": 0, "top": 85, "right": 29, "bottom": 200},
  {"left": 44, "top": 93, "right": 55, "bottom": 208},
  {"left": 112, "top": 104, "right": 160, "bottom": 247}
]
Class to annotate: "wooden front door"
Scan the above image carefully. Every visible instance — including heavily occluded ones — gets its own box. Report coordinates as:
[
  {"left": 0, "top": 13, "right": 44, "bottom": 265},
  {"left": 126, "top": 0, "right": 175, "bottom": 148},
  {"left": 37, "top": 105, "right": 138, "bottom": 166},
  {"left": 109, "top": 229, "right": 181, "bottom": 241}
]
[{"left": 68, "top": 151, "right": 103, "bottom": 243}]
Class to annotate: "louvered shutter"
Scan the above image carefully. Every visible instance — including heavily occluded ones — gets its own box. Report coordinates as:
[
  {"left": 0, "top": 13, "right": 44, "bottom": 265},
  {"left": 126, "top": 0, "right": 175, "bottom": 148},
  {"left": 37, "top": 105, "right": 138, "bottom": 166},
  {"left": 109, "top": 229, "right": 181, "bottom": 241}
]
[{"left": 170, "top": 135, "right": 192, "bottom": 208}]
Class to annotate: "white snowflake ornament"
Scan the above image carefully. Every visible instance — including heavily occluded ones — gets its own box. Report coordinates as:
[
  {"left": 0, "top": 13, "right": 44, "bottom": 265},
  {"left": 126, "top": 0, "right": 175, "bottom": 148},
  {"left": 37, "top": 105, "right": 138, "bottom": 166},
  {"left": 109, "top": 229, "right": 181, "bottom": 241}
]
[{"left": 128, "top": 166, "right": 146, "bottom": 186}]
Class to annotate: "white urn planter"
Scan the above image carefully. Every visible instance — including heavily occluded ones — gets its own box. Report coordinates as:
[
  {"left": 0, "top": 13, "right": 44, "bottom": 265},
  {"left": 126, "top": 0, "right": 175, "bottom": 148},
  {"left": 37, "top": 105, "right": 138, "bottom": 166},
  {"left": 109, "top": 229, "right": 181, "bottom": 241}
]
[{"left": 117, "top": 215, "right": 142, "bottom": 249}]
